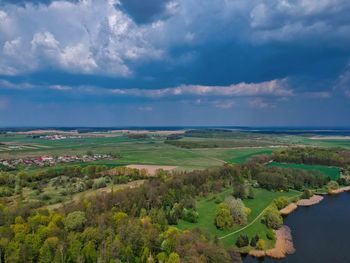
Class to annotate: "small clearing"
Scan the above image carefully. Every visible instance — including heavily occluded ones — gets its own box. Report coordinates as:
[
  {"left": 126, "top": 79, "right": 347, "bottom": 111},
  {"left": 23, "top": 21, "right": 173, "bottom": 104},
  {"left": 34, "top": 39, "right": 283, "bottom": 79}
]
[{"left": 126, "top": 164, "right": 178, "bottom": 175}]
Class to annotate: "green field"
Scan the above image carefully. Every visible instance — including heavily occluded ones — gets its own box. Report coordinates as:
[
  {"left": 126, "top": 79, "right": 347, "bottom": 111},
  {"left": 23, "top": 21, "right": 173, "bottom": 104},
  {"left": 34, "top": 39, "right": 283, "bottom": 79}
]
[
  {"left": 177, "top": 188, "right": 300, "bottom": 248},
  {"left": 0, "top": 134, "right": 277, "bottom": 170},
  {"left": 268, "top": 162, "right": 340, "bottom": 180}
]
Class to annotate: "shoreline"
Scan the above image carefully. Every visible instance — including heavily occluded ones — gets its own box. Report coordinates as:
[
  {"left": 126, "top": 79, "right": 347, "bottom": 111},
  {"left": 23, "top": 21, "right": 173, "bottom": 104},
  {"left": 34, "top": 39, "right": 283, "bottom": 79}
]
[
  {"left": 247, "top": 188, "right": 350, "bottom": 259},
  {"left": 249, "top": 226, "right": 295, "bottom": 259}
]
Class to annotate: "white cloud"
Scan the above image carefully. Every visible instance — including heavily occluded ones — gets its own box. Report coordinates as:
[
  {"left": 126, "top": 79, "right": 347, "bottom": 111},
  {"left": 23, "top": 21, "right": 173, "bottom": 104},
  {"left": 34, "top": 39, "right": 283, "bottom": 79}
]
[
  {"left": 0, "top": 0, "right": 350, "bottom": 76},
  {"left": 0, "top": 10, "right": 8, "bottom": 22},
  {"left": 49, "top": 85, "right": 72, "bottom": 91},
  {"left": 137, "top": 106, "right": 153, "bottom": 111},
  {"left": 0, "top": 0, "right": 163, "bottom": 76},
  {"left": 249, "top": 98, "right": 271, "bottom": 109},
  {"left": 109, "top": 79, "right": 293, "bottom": 98},
  {"left": 213, "top": 100, "right": 235, "bottom": 109},
  {"left": 303, "top": 91, "right": 331, "bottom": 99}
]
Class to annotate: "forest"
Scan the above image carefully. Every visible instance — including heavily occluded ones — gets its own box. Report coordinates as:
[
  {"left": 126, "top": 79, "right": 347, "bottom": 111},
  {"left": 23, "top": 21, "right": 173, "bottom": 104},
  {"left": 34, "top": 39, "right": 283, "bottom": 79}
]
[{"left": 1, "top": 156, "right": 345, "bottom": 263}]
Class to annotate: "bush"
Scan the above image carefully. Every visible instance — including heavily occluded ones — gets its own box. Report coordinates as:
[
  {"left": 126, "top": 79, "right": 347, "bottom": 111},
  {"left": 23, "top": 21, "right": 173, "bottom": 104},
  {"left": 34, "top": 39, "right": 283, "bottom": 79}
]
[
  {"left": 64, "top": 211, "right": 87, "bottom": 231},
  {"left": 273, "top": 197, "right": 290, "bottom": 210},
  {"left": 256, "top": 239, "right": 266, "bottom": 250},
  {"left": 327, "top": 181, "right": 339, "bottom": 192},
  {"left": 92, "top": 177, "right": 107, "bottom": 189},
  {"left": 225, "top": 197, "right": 247, "bottom": 225},
  {"left": 235, "top": 234, "right": 249, "bottom": 248},
  {"left": 0, "top": 186, "right": 13, "bottom": 197},
  {"left": 266, "top": 229, "right": 276, "bottom": 241},
  {"left": 250, "top": 235, "right": 259, "bottom": 247},
  {"left": 263, "top": 207, "right": 283, "bottom": 230},
  {"left": 215, "top": 203, "right": 234, "bottom": 230},
  {"left": 248, "top": 187, "right": 255, "bottom": 199},
  {"left": 182, "top": 209, "right": 199, "bottom": 223},
  {"left": 302, "top": 189, "right": 314, "bottom": 199}
]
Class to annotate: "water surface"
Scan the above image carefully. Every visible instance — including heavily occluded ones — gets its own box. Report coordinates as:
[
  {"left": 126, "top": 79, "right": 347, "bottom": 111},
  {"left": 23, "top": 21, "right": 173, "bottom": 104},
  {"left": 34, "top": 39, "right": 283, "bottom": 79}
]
[{"left": 244, "top": 192, "right": 350, "bottom": 263}]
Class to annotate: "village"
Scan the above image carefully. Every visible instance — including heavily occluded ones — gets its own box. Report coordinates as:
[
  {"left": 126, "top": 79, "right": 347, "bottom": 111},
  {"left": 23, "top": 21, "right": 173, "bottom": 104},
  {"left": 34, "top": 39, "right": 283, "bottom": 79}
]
[{"left": 0, "top": 153, "right": 114, "bottom": 169}]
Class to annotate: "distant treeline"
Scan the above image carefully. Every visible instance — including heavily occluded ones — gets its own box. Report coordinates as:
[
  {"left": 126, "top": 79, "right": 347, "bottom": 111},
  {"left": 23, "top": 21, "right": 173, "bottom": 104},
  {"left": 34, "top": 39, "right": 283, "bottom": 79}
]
[{"left": 272, "top": 148, "right": 350, "bottom": 167}]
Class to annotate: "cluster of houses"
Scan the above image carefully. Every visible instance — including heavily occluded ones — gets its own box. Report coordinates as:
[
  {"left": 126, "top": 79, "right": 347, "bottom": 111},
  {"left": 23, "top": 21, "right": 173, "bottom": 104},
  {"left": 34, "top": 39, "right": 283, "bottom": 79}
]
[
  {"left": 36, "top": 134, "right": 82, "bottom": 140},
  {"left": 0, "top": 154, "right": 113, "bottom": 169}
]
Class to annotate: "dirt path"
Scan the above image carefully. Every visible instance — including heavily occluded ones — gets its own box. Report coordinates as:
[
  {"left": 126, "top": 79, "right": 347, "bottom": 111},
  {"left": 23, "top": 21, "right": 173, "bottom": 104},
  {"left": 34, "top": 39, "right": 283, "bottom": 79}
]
[
  {"left": 219, "top": 191, "right": 301, "bottom": 240},
  {"left": 219, "top": 205, "right": 270, "bottom": 240}
]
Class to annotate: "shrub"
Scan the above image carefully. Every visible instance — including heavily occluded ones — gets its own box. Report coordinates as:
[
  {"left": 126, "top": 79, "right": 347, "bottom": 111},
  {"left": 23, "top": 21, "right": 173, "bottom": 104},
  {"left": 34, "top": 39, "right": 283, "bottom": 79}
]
[
  {"left": 263, "top": 207, "right": 283, "bottom": 230},
  {"left": 235, "top": 234, "right": 249, "bottom": 248},
  {"left": 273, "top": 197, "right": 290, "bottom": 210},
  {"left": 256, "top": 239, "right": 266, "bottom": 250},
  {"left": 0, "top": 186, "right": 13, "bottom": 197},
  {"left": 225, "top": 197, "right": 247, "bottom": 225},
  {"left": 250, "top": 235, "right": 259, "bottom": 247},
  {"left": 248, "top": 187, "right": 255, "bottom": 199},
  {"left": 327, "top": 181, "right": 339, "bottom": 192},
  {"left": 64, "top": 211, "right": 87, "bottom": 231},
  {"left": 215, "top": 203, "right": 234, "bottom": 230},
  {"left": 182, "top": 209, "right": 199, "bottom": 223},
  {"left": 266, "top": 229, "right": 276, "bottom": 240},
  {"left": 302, "top": 189, "right": 314, "bottom": 199},
  {"left": 92, "top": 177, "right": 107, "bottom": 189}
]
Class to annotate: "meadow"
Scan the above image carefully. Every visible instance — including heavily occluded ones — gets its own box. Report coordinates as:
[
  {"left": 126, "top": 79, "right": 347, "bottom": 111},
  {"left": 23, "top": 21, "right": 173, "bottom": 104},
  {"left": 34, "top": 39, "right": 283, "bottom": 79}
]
[{"left": 177, "top": 188, "right": 300, "bottom": 248}]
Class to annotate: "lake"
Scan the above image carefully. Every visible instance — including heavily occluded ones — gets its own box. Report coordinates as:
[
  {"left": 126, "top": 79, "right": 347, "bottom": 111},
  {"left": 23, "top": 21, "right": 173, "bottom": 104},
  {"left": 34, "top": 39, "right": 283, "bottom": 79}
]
[{"left": 243, "top": 192, "right": 350, "bottom": 263}]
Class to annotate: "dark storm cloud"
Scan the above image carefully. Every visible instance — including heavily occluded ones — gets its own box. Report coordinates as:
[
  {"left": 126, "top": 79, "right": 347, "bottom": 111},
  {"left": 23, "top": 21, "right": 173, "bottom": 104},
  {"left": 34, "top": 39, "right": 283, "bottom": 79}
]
[
  {"left": 1, "top": 0, "right": 350, "bottom": 126},
  {"left": 119, "top": 0, "right": 172, "bottom": 24}
]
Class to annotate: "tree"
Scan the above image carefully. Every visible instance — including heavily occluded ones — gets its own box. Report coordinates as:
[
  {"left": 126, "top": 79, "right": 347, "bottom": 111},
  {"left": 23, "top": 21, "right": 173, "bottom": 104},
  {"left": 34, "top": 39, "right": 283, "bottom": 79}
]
[
  {"left": 38, "top": 237, "right": 59, "bottom": 263},
  {"left": 225, "top": 197, "right": 247, "bottom": 225},
  {"left": 182, "top": 208, "right": 198, "bottom": 223},
  {"left": 82, "top": 241, "right": 97, "bottom": 263},
  {"left": 233, "top": 182, "right": 248, "bottom": 199},
  {"left": 250, "top": 235, "right": 259, "bottom": 247},
  {"left": 235, "top": 235, "right": 249, "bottom": 248},
  {"left": 167, "top": 252, "right": 180, "bottom": 263},
  {"left": 64, "top": 211, "right": 87, "bottom": 232},
  {"left": 214, "top": 203, "right": 234, "bottom": 230},
  {"left": 263, "top": 207, "right": 283, "bottom": 230},
  {"left": 273, "top": 197, "right": 290, "bottom": 210},
  {"left": 256, "top": 239, "right": 266, "bottom": 250},
  {"left": 302, "top": 189, "right": 314, "bottom": 199},
  {"left": 327, "top": 181, "right": 339, "bottom": 192}
]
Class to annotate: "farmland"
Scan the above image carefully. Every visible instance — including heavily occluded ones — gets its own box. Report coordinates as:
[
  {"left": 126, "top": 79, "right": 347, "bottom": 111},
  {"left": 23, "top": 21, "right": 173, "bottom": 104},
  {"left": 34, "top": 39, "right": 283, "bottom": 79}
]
[{"left": 1, "top": 128, "right": 350, "bottom": 261}]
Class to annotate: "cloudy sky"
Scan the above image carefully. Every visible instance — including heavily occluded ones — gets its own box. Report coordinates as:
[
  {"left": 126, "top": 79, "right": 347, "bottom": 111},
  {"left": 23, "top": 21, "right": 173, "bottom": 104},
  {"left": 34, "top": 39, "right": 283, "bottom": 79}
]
[{"left": 0, "top": 0, "right": 350, "bottom": 127}]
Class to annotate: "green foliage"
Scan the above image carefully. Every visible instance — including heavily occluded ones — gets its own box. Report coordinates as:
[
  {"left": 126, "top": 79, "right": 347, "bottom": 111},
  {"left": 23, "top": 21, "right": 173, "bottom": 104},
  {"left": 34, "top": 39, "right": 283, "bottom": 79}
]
[
  {"left": 302, "top": 189, "right": 314, "bottom": 199},
  {"left": 250, "top": 234, "right": 259, "bottom": 247},
  {"left": 214, "top": 203, "right": 234, "bottom": 230},
  {"left": 273, "top": 197, "right": 290, "bottom": 210},
  {"left": 235, "top": 234, "right": 249, "bottom": 248},
  {"left": 266, "top": 229, "right": 276, "bottom": 241},
  {"left": 263, "top": 207, "right": 283, "bottom": 230},
  {"left": 327, "top": 181, "right": 339, "bottom": 192},
  {"left": 256, "top": 239, "right": 266, "bottom": 250},
  {"left": 167, "top": 252, "right": 180, "bottom": 263},
  {"left": 225, "top": 197, "right": 247, "bottom": 225},
  {"left": 64, "top": 211, "right": 87, "bottom": 231},
  {"left": 182, "top": 208, "right": 199, "bottom": 223}
]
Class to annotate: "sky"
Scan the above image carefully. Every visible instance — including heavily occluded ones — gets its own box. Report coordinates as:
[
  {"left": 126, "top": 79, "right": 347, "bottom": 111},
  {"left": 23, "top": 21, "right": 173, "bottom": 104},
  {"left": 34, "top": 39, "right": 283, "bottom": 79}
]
[{"left": 0, "top": 0, "right": 350, "bottom": 127}]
